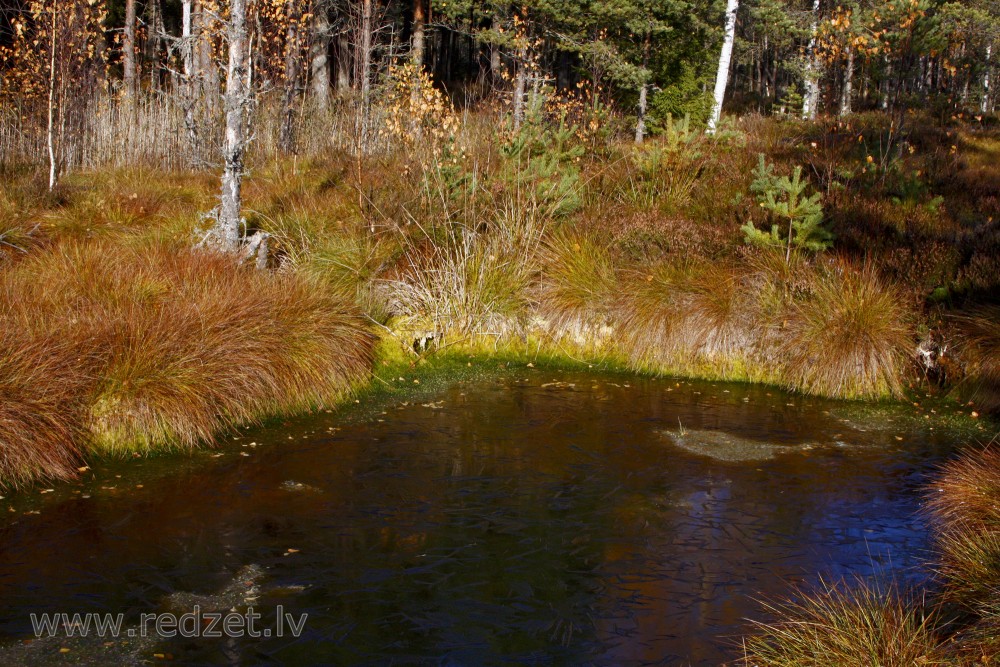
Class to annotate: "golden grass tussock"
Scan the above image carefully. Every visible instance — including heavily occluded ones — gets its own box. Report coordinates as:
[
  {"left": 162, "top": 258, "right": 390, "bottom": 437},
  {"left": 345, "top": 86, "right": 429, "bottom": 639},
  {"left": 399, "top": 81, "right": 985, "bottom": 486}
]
[
  {"left": 619, "top": 259, "right": 756, "bottom": 378},
  {"left": 740, "top": 580, "right": 949, "bottom": 667},
  {"left": 536, "top": 230, "right": 619, "bottom": 344},
  {"left": 927, "top": 446, "right": 1000, "bottom": 533},
  {"left": 0, "top": 327, "right": 89, "bottom": 486},
  {"left": 0, "top": 239, "right": 376, "bottom": 486},
  {"left": 927, "top": 447, "right": 1000, "bottom": 611},
  {"left": 934, "top": 528, "right": 1000, "bottom": 608},
  {"left": 954, "top": 307, "right": 1000, "bottom": 414},
  {"left": 779, "top": 260, "right": 912, "bottom": 400}
]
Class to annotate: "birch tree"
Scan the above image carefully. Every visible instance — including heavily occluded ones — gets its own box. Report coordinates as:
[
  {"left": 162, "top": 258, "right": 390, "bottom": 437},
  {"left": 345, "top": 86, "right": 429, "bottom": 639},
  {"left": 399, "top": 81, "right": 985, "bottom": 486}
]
[
  {"left": 802, "top": 0, "right": 822, "bottom": 119},
  {"left": 47, "top": 0, "right": 56, "bottom": 190},
  {"left": 310, "top": 0, "right": 332, "bottom": 108},
  {"left": 215, "top": 0, "right": 251, "bottom": 251},
  {"left": 708, "top": 0, "right": 739, "bottom": 134}
]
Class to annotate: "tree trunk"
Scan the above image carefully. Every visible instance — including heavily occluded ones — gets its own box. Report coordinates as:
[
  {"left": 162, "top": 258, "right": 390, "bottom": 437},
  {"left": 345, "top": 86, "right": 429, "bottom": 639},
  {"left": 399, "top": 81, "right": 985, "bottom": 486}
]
[
  {"left": 47, "top": 1, "right": 57, "bottom": 190},
  {"left": 357, "top": 0, "right": 374, "bottom": 149},
  {"left": 310, "top": 3, "right": 331, "bottom": 109},
  {"left": 216, "top": 0, "right": 250, "bottom": 250},
  {"left": 336, "top": 32, "right": 351, "bottom": 91},
  {"left": 180, "top": 0, "right": 199, "bottom": 157},
  {"left": 145, "top": 0, "right": 164, "bottom": 92},
  {"left": 839, "top": 46, "right": 853, "bottom": 116},
  {"left": 708, "top": 0, "right": 739, "bottom": 134},
  {"left": 123, "top": 0, "right": 137, "bottom": 99},
  {"left": 198, "top": 2, "right": 220, "bottom": 112},
  {"left": 412, "top": 0, "right": 425, "bottom": 67},
  {"left": 635, "top": 29, "right": 651, "bottom": 144},
  {"left": 984, "top": 44, "right": 993, "bottom": 113},
  {"left": 490, "top": 15, "right": 501, "bottom": 83},
  {"left": 279, "top": 0, "right": 301, "bottom": 154},
  {"left": 801, "top": 0, "right": 821, "bottom": 119},
  {"left": 513, "top": 45, "right": 527, "bottom": 128}
]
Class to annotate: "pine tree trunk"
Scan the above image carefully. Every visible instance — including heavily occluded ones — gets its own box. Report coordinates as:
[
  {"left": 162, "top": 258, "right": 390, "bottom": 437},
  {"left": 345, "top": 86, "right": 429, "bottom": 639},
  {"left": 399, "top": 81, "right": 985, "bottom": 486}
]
[
  {"left": 123, "top": 0, "right": 137, "bottom": 99},
  {"left": 708, "top": 0, "right": 739, "bottom": 133},
  {"left": 217, "top": 0, "right": 249, "bottom": 251},
  {"left": 145, "top": 0, "right": 164, "bottom": 92}
]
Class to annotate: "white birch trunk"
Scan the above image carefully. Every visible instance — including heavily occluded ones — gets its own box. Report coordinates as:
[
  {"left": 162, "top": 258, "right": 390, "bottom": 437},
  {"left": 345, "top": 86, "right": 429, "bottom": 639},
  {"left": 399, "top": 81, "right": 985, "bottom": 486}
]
[
  {"left": 124, "top": 0, "right": 137, "bottom": 99},
  {"left": 801, "top": 0, "right": 821, "bottom": 119},
  {"left": 839, "top": 46, "right": 853, "bottom": 116},
  {"left": 310, "top": 4, "right": 331, "bottom": 108},
  {"left": 216, "top": 0, "right": 249, "bottom": 250},
  {"left": 47, "top": 2, "right": 57, "bottom": 191},
  {"left": 635, "top": 29, "right": 651, "bottom": 144},
  {"left": 708, "top": 0, "right": 739, "bottom": 134},
  {"left": 984, "top": 44, "right": 993, "bottom": 113}
]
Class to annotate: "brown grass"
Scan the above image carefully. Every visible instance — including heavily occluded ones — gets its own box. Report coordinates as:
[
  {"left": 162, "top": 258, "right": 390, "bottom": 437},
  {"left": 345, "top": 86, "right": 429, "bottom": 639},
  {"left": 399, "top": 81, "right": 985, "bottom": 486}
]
[
  {"left": 954, "top": 308, "right": 1000, "bottom": 414},
  {"left": 740, "top": 580, "right": 949, "bottom": 667},
  {"left": 926, "top": 447, "right": 1000, "bottom": 533},
  {"left": 779, "top": 260, "right": 912, "bottom": 399},
  {"left": 0, "top": 238, "right": 375, "bottom": 486},
  {"left": 619, "top": 259, "right": 755, "bottom": 378},
  {"left": 536, "top": 230, "right": 619, "bottom": 344}
]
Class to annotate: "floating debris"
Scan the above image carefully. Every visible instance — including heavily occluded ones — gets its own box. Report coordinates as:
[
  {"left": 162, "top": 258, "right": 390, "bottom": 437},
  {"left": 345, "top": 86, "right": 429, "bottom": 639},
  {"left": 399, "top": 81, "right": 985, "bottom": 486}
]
[{"left": 659, "top": 428, "right": 819, "bottom": 463}]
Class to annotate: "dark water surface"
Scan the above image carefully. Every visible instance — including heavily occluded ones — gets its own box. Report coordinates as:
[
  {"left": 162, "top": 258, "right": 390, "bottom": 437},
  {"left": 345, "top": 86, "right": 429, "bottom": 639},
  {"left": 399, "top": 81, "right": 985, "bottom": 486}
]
[{"left": 0, "top": 371, "right": 970, "bottom": 665}]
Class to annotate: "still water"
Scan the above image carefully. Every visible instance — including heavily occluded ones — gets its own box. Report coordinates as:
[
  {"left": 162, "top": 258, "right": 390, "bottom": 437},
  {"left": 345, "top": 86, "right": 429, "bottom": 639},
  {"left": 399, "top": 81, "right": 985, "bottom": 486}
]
[{"left": 0, "top": 370, "right": 965, "bottom": 665}]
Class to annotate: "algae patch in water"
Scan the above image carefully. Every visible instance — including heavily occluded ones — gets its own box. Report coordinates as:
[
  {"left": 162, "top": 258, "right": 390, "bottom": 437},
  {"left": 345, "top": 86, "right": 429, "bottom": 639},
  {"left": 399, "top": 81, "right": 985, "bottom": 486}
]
[{"left": 660, "top": 428, "right": 819, "bottom": 462}]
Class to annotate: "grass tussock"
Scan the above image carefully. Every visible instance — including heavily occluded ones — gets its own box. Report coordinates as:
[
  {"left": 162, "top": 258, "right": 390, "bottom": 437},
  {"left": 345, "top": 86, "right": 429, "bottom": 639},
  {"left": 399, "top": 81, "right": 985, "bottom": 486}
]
[
  {"left": 954, "top": 308, "right": 1000, "bottom": 414},
  {"left": 740, "top": 580, "right": 949, "bottom": 667},
  {"left": 927, "top": 447, "right": 1000, "bottom": 611},
  {"left": 0, "top": 329, "right": 88, "bottom": 486},
  {"left": 780, "top": 261, "right": 912, "bottom": 400},
  {"left": 0, "top": 239, "right": 375, "bottom": 486},
  {"left": 536, "top": 230, "right": 619, "bottom": 345},
  {"left": 927, "top": 446, "right": 1000, "bottom": 532},
  {"left": 619, "top": 259, "right": 754, "bottom": 378}
]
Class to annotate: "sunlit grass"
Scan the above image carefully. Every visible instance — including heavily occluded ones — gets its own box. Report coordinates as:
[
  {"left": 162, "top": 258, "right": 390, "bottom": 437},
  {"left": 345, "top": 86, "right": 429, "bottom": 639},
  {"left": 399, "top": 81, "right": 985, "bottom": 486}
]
[
  {"left": 0, "top": 238, "right": 375, "bottom": 486},
  {"left": 741, "top": 580, "right": 949, "bottom": 667}
]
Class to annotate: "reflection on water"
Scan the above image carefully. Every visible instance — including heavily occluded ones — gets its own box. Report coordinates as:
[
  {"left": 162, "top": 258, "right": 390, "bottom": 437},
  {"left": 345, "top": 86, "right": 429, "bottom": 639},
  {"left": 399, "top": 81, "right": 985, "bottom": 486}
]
[{"left": 0, "top": 372, "right": 959, "bottom": 665}]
